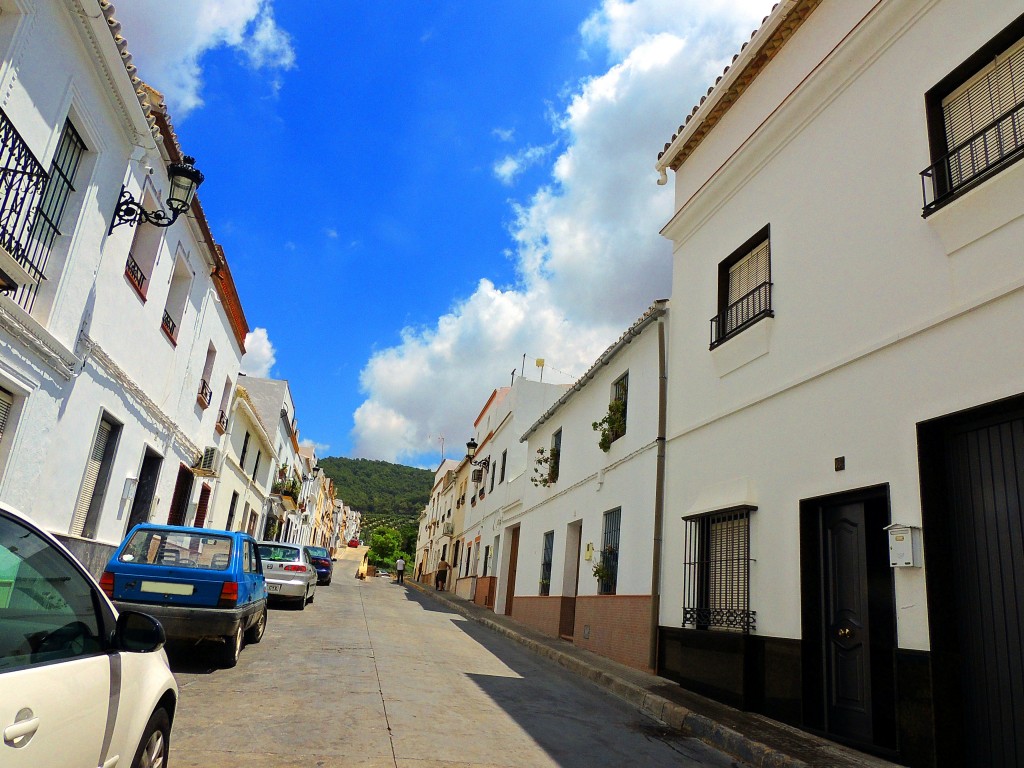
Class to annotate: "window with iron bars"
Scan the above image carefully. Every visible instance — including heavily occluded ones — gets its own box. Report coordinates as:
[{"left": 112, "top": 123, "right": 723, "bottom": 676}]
[
  {"left": 921, "top": 19, "right": 1024, "bottom": 214},
  {"left": 681, "top": 507, "right": 755, "bottom": 633},
  {"left": 539, "top": 530, "right": 554, "bottom": 596},
  {"left": 598, "top": 507, "right": 620, "bottom": 595},
  {"left": 710, "top": 226, "right": 772, "bottom": 349},
  {"left": 0, "top": 113, "right": 85, "bottom": 314}
]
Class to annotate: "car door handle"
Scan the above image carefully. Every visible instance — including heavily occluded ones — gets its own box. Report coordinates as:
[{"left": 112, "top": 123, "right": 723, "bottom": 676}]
[{"left": 3, "top": 713, "right": 40, "bottom": 745}]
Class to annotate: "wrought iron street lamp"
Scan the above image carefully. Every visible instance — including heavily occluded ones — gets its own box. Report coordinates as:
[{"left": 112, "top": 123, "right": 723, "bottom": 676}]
[
  {"left": 465, "top": 438, "right": 490, "bottom": 470},
  {"left": 109, "top": 155, "right": 205, "bottom": 233}
]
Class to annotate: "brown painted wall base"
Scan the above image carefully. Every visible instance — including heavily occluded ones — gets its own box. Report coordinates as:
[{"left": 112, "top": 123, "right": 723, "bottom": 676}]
[
  {"left": 511, "top": 595, "right": 562, "bottom": 636},
  {"left": 573, "top": 595, "right": 652, "bottom": 672}
]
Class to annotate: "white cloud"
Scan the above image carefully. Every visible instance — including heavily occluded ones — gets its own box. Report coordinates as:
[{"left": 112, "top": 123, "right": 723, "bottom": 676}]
[
  {"left": 111, "top": 0, "right": 295, "bottom": 116},
  {"left": 299, "top": 438, "right": 331, "bottom": 454},
  {"left": 493, "top": 127, "right": 516, "bottom": 142},
  {"left": 324, "top": 228, "right": 339, "bottom": 239},
  {"left": 240, "top": 327, "right": 276, "bottom": 377},
  {"left": 352, "top": 0, "right": 774, "bottom": 464},
  {"left": 493, "top": 144, "right": 551, "bottom": 186}
]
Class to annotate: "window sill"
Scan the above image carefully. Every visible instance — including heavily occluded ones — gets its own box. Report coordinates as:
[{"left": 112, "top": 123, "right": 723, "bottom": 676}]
[
  {"left": 924, "top": 155, "right": 1024, "bottom": 255},
  {"left": 160, "top": 323, "right": 178, "bottom": 347},
  {"left": 124, "top": 270, "right": 147, "bottom": 303},
  {"left": 710, "top": 316, "right": 773, "bottom": 377}
]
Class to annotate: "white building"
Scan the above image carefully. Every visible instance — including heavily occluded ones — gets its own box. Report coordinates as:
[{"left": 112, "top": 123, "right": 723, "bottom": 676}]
[
  {"left": 453, "top": 378, "right": 569, "bottom": 609},
  {"left": 210, "top": 383, "right": 275, "bottom": 536},
  {"left": 654, "top": 1, "right": 1024, "bottom": 765},
  {"left": 237, "top": 375, "right": 302, "bottom": 542},
  {"left": 502, "top": 303, "right": 667, "bottom": 670},
  {"left": 0, "top": 1, "right": 248, "bottom": 574}
]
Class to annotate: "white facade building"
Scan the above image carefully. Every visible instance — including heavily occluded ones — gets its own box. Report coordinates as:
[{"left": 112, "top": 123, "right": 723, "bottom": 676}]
[
  {"left": 502, "top": 303, "right": 667, "bottom": 670},
  {"left": 0, "top": 1, "right": 249, "bottom": 574},
  {"left": 654, "top": 1, "right": 1024, "bottom": 764},
  {"left": 211, "top": 383, "right": 274, "bottom": 536}
]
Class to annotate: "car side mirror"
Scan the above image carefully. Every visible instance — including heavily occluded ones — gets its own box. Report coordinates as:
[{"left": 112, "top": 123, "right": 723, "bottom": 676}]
[{"left": 114, "top": 611, "right": 166, "bottom": 652}]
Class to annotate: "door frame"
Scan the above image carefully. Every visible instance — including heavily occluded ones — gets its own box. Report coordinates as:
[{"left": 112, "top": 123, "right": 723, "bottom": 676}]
[{"left": 799, "top": 484, "right": 897, "bottom": 754}]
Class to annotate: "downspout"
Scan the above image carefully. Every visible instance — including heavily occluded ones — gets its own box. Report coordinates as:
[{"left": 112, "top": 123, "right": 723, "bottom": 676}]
[{"left": 649, "top": 314, "right": 668, "bottom": 671}]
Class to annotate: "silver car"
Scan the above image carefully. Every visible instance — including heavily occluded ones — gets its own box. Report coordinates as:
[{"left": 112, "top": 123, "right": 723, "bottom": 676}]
[{"left": 256, "top": 542, "right": 317, "bottom": 609}]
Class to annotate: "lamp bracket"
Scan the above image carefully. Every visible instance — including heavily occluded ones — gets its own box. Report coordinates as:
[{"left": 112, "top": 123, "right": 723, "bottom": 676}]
[
  {"left": 108, "top": 185, "right": 181, "bottom": 234},
  {"left": 470, "top": 457, "right": 490, "bottom": 470}
]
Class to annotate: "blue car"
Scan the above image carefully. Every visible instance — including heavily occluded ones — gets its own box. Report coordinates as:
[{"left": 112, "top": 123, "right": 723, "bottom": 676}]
[
  {"left": 101, "top": 524, "right": 267, "bottom": 667},
  {"left": 304, "top": 545, "right": 334, "bottom": 585}
]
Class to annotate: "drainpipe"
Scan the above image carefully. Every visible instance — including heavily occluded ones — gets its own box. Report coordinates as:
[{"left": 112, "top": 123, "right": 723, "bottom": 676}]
[{"left": 649, "top": 314, "right": 668, "bottom": 671}]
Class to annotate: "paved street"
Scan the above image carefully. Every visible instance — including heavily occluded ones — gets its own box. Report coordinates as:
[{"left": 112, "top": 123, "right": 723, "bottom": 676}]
[{"left": 168, "top": 553, "right": 745, "bottom": 768}]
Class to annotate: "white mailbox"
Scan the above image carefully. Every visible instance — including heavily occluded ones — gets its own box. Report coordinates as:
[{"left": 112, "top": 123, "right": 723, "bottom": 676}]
[{"left": 884, "top": 523, "right": 921, "bottom": 567}]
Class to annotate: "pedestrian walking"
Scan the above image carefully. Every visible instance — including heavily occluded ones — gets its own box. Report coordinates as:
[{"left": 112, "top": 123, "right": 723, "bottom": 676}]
[
  {"left": 395, "top": 556, "right": 405, "bottom": 584},
  {"left": 435, "top": 559, "right": 449, "bottom": 590}
]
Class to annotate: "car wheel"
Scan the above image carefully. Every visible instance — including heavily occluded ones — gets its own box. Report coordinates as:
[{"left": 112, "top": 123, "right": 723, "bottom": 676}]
[
  {"left": 245, "top": 607, "right": 267, "bottom": 644},
  {"left": 221, "top": 625, "right": 243, "bottom": 667},
  {"left": 307, "top": 585, "right": 315, "bottom": 604},
  {"left": 325, "top": 577, "right": 332, "bottom": 586},
  {"left": 131, "top": 707, "right": 170, "bottom": 768},
  {"left": 297, "top": 592, "right": 306, "bottom": 611}
]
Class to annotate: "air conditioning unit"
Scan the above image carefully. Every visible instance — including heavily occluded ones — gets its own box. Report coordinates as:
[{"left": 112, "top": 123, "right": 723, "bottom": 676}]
[
  {"left": 193, "top": 446, "right": 219, "bottom": 475},
  {"left": 471, "top": 469, "right": 483, "bottom": 484}
]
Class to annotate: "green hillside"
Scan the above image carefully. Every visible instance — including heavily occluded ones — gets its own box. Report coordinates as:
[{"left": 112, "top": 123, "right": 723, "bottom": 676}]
[
  {"left": 319, "top": 456, "right": 431, "bottom": 569},
  {"left": 319, "top": 456, "right": 431, "bottom": 517}
]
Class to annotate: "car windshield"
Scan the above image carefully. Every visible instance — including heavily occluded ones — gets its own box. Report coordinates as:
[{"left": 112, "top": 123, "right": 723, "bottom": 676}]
[
  {"left": 119, "top": 529, "right": 233, "bottom": 570},
  {"left": 306, "top": 547, "right": 329, "bottom": 558},
  {"left": 259, "top": 545, "right": 300, "bottom": 562}
]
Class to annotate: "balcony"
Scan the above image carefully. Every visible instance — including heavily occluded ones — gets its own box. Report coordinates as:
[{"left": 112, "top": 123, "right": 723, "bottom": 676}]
[
  {"left": 197, "top": 378, "right": 212, "bottom": 409},
  {"left": 125, "top": 252, "right": 147, "bottom": 297},
  {"left": 921, "top": 101, "right": 1024, "bottom": 215},
  {"left": 161, "top": 310, "right": 177, "bottom": 343},
  {"left": 710, "top": 281, "right": 773, "bottom": 349},
  {"left": 215, "top": 409, "right": 228, "bottom": 434},
  {"left": 0, "top": 108, "right": 49, "bottom": 309},
  {"left": 442, "top": 522, "right": 454, "bottom": 536}
]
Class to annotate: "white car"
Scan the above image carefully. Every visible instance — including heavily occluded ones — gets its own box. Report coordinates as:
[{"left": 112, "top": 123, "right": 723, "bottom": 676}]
[
  {"left": 256, "top": 542, "right": 317, "bottom": 608},
  {"left": 0, "top": 505, "right": 177, "bottom": 768}
]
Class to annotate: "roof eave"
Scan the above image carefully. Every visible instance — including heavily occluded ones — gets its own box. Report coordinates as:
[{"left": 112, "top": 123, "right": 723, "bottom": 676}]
[{"left": 654, "top": 0, "right": 819, "bottom": 183}]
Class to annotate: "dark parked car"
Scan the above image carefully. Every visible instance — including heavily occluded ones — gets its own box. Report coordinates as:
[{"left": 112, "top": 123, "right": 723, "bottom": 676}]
[
  {"left": 304, "top": 545, "right": 334, "bottom": 585},
  {"left": 101, "top": 524, "right": 267, "bottom": 667}
]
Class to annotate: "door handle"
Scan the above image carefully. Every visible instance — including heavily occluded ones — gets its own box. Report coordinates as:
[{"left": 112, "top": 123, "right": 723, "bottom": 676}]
[
  {"left": 837, "top": 627, "right": 853, "bottom": 639},
  {"left": 4, "top": 710, "right": 40, "bottom": 747}
]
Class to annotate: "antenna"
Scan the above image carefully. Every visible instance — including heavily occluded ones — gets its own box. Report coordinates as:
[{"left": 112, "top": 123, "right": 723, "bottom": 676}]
[
  {"left": 438, "top": 435, "right": 445, "bottom": 460},
  {"left": 510, "top": 368, "right": 516, "bottom": 387}
]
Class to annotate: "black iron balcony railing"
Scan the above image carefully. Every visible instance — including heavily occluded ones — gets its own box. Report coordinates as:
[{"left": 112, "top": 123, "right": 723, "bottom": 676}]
[
  {"left": 710, "top": 281, "right": 773, "bottom": 349},
  {"left": 0, "top": 108, "right": 49, "bottom": 308},
  {"left": 197, "top": 378, "right": 213, "bottom": 408},
  {"left": 125, "top": 252, "right": 146, "bottom": 294},
  {"left": 920, "top": 100, "right": 1024, "bottom": 215},
  {"left": 161, "top": 310, "right": 177, "bottom": 340},
  {"left": 216, "top": 409, "right": 229, "bottom": 432}
]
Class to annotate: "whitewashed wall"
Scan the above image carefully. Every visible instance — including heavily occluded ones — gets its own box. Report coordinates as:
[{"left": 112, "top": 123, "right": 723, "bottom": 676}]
[{"left": 660, "top": 0, "right": 1024, "bottom": 650}]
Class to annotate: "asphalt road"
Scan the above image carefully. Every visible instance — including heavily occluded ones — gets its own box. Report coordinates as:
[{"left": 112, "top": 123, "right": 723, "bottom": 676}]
[{"left": 167, "top": 551, "right": 744, "bottom": 768}]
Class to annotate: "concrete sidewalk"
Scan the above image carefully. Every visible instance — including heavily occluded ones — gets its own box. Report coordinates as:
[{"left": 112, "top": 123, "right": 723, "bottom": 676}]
[{"left": 404, "top": 579, "right": 904, "bottom": 768}]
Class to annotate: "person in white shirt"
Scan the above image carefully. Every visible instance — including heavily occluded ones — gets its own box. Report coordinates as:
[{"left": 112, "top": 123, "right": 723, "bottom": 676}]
[{"left": 395, "top": 556, "right": 405, "bottom": 584}]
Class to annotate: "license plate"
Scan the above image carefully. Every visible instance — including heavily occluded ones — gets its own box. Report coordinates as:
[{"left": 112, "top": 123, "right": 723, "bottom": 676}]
[
  {"left": 267, "top": 584, "right": 281, "bottom": 592},
  {"left": 140, "top": 581, "right": 194, "bottom": 595}
]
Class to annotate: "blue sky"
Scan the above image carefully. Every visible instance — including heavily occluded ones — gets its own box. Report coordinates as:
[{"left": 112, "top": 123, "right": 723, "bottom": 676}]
[{"left": 117, "top": 0, "right": 773, "bottom": 467}]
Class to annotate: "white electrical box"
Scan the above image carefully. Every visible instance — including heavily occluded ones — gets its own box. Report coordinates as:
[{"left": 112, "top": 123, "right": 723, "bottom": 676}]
[{"left": 884, "top": 523, "right": 920, "bottom": 567}]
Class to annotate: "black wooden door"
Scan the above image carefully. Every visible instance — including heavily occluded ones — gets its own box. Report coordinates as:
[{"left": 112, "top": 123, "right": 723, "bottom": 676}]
[
  {"left": 822, "top": 502, "right": 873, "bottom": 743},
  {"left": 942, "top": 414, "right": 1024, "bottom": 767},
  {"left": 504, "top": 527, "right": 520, "bottom": 616}
]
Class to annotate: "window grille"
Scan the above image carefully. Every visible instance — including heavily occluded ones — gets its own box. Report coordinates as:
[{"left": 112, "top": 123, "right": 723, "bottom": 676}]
[
  {"left": 0, "top": 387, "right": 12, "bottom": 441},
  {"left": 0, "top": 109, "right": 47, "bottom": 303},
  {"left": 681, "top": 508, "right": 755, "bottom": 632},
  {"left": 599, "top": 508, "right": 621, "bottom": 595},
  {"left": 922, "top": 34, "right": 1024, "bottom": 211},
  {"left": 549, "top": 429, "right": 562, "bottom": 484},
  {"left": 16, "top": 119, "right": 85, "bottom": 313},
  {"left": 539, "top": 531, "right": 554, "bottom": 595},
  {"left": 611, "top": 372, "right": 628, "bottom": 441},
  {"left": 711, "top": 237, "right": 772, "bottom": 348}
]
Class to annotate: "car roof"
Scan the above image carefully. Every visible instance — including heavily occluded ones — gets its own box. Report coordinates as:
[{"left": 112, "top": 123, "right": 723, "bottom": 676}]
[{"left": 128, "top": 523, "right": 246, "bottom": 538}]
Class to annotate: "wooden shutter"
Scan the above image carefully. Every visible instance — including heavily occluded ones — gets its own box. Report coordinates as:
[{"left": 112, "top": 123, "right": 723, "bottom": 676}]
[
  {"left": 706, "top": 511, "right": 749, "bottom": 632},
  {"left": 942, "top": 39, "right": 1024, "bottom": 185},
  {"left": 728, "top": 239, "right": 770, "bottom": 305},
  {"left": 70, "top": 420, "right": 111, "bottom": 536}
]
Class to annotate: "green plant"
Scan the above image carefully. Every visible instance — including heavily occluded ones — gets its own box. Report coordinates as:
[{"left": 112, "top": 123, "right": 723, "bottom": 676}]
[
  {"left": 591, "top": 545, "right": 618, "bottom": 588},
  {"left": 272, "top": 478, "right": 300, "bottom": 498},
  {"left": 592, "top": 399, "right": 627, "bottom": 452},
  {"left": 531, "top": 448, "right": 559, "bottom": 487}
]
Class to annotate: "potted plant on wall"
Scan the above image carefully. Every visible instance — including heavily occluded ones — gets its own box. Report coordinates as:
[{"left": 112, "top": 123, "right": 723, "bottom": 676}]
[
  {"left": 592, "top": 399, "right": 627, "bottom": 452},
  {"left": 592, "top": 544, "right": 618, "bottom": 594},
  {"left": 531, "top": 447, "right": 559, "bottom": 487}
]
